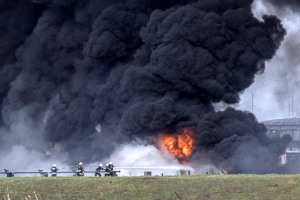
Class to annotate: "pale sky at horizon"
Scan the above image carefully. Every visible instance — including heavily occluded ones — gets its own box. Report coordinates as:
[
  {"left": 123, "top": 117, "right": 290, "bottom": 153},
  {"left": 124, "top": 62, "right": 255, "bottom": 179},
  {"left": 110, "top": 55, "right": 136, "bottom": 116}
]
[{"left": 236, "top": 0, "right": 300, "bottom": 122}]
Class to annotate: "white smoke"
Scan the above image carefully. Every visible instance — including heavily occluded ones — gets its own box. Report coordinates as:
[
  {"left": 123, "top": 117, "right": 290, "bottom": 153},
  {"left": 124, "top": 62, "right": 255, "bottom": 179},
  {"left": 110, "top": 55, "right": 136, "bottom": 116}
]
[
  {"left": 238, "top": 0, "right": 300, "bottom": 121},
  {"left": 0, "top": 108, "right": 69, "bottom": 177},
  {"left": 95, "top": 140, "right": 194, "bottom": 176},
  {"left": 0, "top": 145, "right": 69, "bottom": 177}
]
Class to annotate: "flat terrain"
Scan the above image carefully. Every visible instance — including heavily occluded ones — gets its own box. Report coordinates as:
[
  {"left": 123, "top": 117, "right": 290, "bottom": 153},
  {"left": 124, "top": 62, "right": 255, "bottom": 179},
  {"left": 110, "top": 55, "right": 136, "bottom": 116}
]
[{"left": 1, "top": 174, "right": 300, "bottom": 200}]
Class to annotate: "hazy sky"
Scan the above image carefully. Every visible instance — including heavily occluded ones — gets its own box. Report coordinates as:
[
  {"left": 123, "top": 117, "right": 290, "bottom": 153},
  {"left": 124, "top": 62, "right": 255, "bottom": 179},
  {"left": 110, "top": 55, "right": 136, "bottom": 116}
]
[{"left": 238, "top": 0, "right": 300, "bottom": 121}]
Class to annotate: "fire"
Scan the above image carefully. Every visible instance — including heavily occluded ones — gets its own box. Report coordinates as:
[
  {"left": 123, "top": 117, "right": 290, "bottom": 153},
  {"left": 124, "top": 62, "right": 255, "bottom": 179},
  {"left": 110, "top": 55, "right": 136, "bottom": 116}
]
[{"left": 161, "top": 128, "right": 196, "bottom": 163}]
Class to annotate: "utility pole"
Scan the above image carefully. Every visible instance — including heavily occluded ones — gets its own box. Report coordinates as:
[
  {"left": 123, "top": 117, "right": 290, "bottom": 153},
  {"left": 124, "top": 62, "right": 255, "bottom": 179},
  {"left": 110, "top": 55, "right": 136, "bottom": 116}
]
[
  {"left": 252, "top": 92, "right": 253, "bottom": 113},
  {"left": 289, "top": 100, "right": 290, "bottom": 118},
  {"left": 292, "top": 91, "right": 294, "bottom": 118}
]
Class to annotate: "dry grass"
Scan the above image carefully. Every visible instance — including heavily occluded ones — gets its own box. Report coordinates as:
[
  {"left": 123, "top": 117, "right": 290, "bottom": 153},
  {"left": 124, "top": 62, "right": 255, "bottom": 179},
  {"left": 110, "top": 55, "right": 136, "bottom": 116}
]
[{"left": 1, "top": 174, "right": 300, "bottom": 199}]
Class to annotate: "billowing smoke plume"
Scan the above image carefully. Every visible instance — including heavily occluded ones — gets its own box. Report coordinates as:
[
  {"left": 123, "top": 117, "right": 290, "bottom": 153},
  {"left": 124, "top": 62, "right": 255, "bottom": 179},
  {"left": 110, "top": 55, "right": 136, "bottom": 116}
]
[
  {"left": 195, "top": 107, "right": 292, "bottom": 173},
  {"left": 239, "top": 0, "right": 300, "bottom": 121},
  {"left": 0, "top": 0, "right": 290, "bottom": 173},
  {"left": 31, "top": 0, "right": 77, "bottom": 7}
]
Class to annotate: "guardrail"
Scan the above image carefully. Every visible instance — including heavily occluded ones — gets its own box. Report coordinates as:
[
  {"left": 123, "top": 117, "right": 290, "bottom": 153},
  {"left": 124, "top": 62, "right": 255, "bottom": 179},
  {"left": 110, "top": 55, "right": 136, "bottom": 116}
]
[{"left": 0, "top": 169, "right": 121, "bottom": 177}]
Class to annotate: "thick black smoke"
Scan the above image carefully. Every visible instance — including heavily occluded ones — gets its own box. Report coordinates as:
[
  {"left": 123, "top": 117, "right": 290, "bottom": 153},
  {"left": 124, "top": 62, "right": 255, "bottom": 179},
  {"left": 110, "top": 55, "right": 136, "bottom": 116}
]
[
  {"left": 195, "top": 107, "right": 292, "bottom": 173},
  {"left": 0, "top": 1, "right": 44, "bottom": 126},
  {"left": 0, "top": 0, "right": 290, "bottom": 173},
  {"left": 31, "top": 0, "right": 77, "bottom": 7}
]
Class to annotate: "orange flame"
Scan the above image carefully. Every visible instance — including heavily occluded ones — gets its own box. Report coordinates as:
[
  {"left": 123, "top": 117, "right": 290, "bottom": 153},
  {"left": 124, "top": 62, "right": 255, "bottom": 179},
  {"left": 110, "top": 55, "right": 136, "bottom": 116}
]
[{"left": 161, "top": 128, "right": 196, "bottom": 162}]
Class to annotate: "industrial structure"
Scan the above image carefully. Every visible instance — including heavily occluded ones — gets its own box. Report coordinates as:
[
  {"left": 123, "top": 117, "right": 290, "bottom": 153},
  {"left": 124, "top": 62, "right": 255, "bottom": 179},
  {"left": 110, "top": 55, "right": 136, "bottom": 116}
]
[{"left": 263, "top": 118, "right": 300, "bottom": 169}]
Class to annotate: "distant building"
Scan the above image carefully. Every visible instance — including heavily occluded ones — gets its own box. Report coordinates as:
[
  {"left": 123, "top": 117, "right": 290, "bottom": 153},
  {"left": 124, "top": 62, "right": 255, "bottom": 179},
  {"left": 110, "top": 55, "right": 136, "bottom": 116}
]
[{"left": 263, "top": 118, "right": 300, "bottom": 168}]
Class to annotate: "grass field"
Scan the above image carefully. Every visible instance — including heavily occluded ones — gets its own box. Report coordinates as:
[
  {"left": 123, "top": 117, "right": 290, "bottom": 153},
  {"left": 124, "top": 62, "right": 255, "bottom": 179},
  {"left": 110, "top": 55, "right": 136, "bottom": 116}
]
[{"left": 1, "top": 174, "right": 300, "bottom": 200}]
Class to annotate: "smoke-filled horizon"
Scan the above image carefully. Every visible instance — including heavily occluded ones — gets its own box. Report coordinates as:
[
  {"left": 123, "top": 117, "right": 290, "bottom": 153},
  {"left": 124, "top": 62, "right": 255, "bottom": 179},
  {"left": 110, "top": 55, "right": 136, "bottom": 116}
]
[
  {"left": 0, "top": 0, "right": 293, "bottom": 174},
  {"left": 238, "top": 0, "right": 300, "bottom": 121}
]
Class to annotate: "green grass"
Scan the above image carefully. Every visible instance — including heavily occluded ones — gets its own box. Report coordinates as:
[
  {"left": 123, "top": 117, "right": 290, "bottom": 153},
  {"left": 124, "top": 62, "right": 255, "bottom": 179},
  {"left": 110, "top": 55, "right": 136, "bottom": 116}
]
[{"left": 1, "top": 174, "right": 300, "bottom": 199}]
